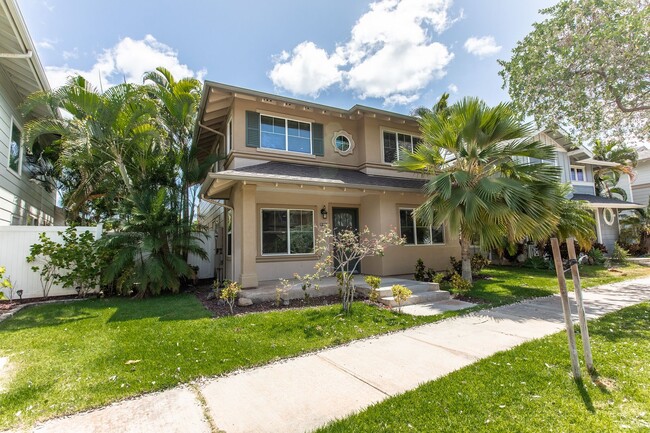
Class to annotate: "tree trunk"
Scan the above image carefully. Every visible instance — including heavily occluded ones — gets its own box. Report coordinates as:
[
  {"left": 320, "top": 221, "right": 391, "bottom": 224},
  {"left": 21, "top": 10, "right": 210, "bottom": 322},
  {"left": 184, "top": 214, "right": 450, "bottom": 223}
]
[{"left": 460, "top": 236, "right": 473, "bottom": 284}]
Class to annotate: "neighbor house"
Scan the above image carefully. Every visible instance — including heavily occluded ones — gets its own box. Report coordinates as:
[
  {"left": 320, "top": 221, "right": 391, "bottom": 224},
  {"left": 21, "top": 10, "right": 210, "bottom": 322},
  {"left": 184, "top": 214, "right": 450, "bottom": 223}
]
[
  {"left": 536, "top": 129, "right": 642, "bottom": 252},
  {"left": 631, "top": 146, "right": 650, "bottom": 208},
  {"left": 0, "top": 0, "right": 56, "bottom": 226},
  {"left": 194, "top": 82, "right": 460, "bottom": 287}
]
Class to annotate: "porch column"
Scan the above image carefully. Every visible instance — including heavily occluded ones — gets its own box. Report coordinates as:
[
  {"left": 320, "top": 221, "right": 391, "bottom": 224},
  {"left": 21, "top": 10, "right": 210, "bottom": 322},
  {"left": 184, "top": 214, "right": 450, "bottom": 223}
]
[
  {"left": 360, "top": 193, "right": 385, "bottom": 275},
  {"left": 240, "top": 183, "right": 258, "bottom": 288}
]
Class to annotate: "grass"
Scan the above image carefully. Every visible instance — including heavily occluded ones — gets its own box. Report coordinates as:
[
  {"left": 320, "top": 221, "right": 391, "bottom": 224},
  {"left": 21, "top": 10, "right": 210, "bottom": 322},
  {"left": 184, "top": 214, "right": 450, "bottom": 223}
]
[
  {"left": 0, "top": 295, "right": 456, "bottom": 430},
  {"left": 0, "top": 263, "right": 648, "bottom": 429},
  {"left": 317, "top": 302, "right": 650, "bottom": 433},
  {"left": 449, "top": 263, "right": 650, "bottom": 305}
]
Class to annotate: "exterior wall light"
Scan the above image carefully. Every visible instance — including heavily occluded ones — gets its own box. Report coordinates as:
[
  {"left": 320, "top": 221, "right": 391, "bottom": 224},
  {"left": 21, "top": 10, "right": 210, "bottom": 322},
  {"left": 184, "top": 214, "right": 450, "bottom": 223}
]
[{"left": 320, "top": 206, "right": 328, "bottom": 219}]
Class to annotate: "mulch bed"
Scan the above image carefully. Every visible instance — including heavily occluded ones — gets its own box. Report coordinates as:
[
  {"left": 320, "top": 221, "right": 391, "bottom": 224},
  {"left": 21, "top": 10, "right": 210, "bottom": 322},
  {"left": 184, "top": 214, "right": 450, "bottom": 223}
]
[
  {"left": 193, "top": 287, "right": 380, "bottom": 318},
  {"left": 0, "top": 294, "right": 79, "bottom": 312}
]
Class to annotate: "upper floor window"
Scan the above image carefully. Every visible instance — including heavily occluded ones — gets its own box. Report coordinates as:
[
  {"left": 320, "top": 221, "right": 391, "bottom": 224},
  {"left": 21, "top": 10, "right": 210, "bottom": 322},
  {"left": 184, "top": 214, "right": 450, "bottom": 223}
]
[
  {"left": 570, "top": 165, "right": 586, "bottom": 182},
  {"left": 383, "top": 130, "right": 421, "bottom": 163},
  {"left": 261, "top": 115, "right": 311, "bottom": 154},
  {"left": 8, "top": 120, "right": 22, "bottom": 175},
  {"left": 399, "top": 208, "right": 444, "bottom": 245}
]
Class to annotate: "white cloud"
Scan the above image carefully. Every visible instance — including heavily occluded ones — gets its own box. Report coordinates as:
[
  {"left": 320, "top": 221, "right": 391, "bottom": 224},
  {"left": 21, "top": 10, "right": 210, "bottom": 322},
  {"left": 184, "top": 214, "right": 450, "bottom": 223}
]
[
  {"left": 464, "top": 36, "right": 502, "bottom": 58},
  {"left": 62, "top": 48, "right": 79, "bottom": 60},
  {"left": 44, "top": 35, "right": 206, "bottom": 89},
  {"left": 268, "top": 42, "right": 343, "bottom": 97},
  {"left": 269, "top": 0, "right": 459, "bottom": 106},
  {"left": 36, "top": 38, "right": 56, "bottom": 50},
  {"left": 448, "top": 83, "right": 458, "bottom": 93}
]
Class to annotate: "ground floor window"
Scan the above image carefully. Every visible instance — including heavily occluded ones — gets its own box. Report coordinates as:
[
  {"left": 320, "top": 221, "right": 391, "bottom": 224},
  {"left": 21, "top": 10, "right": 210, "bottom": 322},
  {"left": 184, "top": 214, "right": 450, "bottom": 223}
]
[
  {"left": 399, "top": 208, "right": 444, "bottom": 245},
  {"left": 261, "top": 209, "right": 314, "bottom": 255}
]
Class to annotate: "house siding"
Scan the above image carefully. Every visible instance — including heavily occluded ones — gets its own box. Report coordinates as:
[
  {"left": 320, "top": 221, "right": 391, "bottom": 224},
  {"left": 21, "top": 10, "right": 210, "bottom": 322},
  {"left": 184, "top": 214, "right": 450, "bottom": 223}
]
[
  {"left": 0, "top": 72, "right": 56, "bottom": 226},
  {"left": 597, "top": 208, "right": 619, "bottom": 253},
  {"left": 572, "top": 184, "right": 596, "bottom": 195}
]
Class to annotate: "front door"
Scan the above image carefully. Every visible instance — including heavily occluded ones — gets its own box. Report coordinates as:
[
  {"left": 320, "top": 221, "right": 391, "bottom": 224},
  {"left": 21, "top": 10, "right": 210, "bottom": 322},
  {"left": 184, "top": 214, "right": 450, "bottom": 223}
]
[{"left": 332, "top": 207, "right": 360, "bottom": 274}]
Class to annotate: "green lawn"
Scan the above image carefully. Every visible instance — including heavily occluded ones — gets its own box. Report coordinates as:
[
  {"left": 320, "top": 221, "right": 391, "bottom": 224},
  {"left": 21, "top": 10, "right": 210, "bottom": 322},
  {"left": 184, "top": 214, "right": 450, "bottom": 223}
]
[
  {"left": 1, "top": 264, "right": 648, "bottom": 429},
  {"left": 317, "top": 302, "right": 650, "bottom": 433},
  {"left": 452, "top": 263, "right": 650, "bottom": 305},
  {"left": 0, "top": 296, "right": 453, "bottom": 430}
]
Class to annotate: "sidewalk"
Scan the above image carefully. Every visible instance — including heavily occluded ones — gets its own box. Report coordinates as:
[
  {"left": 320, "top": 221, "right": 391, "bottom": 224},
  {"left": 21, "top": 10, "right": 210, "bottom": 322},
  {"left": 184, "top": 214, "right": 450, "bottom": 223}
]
[{"left": 25, "top": 277, "right": 650, "bottom": 433}]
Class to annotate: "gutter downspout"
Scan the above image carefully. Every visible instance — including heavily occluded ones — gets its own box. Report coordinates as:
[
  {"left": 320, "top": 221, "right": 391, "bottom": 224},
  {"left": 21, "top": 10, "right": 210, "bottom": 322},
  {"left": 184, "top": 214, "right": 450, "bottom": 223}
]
[
  {"left": 200, "top": 194, "right": 234, "bottom": 284},
  {"left": 0, "top": 49, "right": 32, "bottom": 58}
]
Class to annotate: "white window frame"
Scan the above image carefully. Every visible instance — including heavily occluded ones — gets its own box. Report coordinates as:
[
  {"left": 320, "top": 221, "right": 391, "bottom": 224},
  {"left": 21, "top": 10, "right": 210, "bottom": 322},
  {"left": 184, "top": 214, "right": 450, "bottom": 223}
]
[
  {"left": 7, "top": 117, "right": 23, "bottom": 177},
  {"left": 259, "top": 114, "right": 312, "bottom": 155},
  {"left": 399, "top": 208, "right": 445, "bottom": 246},
  {"left": 260, "top": 208, "right": 315, "bottom": 256},
  {"left": 603, "top": 208, "right": 616, "bottom": 226},
  {"left": 381, "top": 128, "right": 421, "bottom": 164},
  {"left": 570, "top": 165, "right": 586, "bottom": 182}
]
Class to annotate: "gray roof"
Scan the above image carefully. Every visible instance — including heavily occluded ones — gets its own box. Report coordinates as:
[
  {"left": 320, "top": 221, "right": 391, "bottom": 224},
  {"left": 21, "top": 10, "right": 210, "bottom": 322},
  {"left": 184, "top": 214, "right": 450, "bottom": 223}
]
[
  {"left": 571, "top": 194, "right": 643, "bottom": 208},
  {"left": 217, "top": 162, "right": 426, "bottom": 191}
]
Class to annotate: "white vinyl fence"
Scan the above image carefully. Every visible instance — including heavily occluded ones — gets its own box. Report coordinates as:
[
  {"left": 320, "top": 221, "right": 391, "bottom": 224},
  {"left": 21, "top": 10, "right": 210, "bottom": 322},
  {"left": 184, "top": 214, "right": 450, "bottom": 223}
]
[{"left": 0, "top": 225, "right": 102, "bottom": 300}]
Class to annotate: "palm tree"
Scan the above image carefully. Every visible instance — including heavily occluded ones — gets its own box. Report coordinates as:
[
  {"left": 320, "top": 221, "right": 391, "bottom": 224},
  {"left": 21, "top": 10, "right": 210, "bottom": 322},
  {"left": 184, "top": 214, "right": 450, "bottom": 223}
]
[
  {"left": 143, "top": 67, "right": 218, "bottom": 260},
  {"left": 398, "top": 98, "right": 563, "bottom": 283},
  {"left": 553, "top": 184, "right": 596, "bottom": 250},
  {"left": 592, "top": 139, "right": 638, "bottom": 200},
  {"left": 412, "top": 92, "right": 450, "bottom": 118},
  {"left": 619, "top": 198, "right": 650, "bottom": 248}
]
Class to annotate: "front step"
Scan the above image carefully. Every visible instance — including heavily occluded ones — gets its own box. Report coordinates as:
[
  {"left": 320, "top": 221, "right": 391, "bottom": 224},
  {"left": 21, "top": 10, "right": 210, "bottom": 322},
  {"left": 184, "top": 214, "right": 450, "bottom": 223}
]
[
  {"left": 357, "top": 281, "right": 440, "bottom": 298},
  {"left": 380, "top": 290, "right": 451, "bottom": 308}
]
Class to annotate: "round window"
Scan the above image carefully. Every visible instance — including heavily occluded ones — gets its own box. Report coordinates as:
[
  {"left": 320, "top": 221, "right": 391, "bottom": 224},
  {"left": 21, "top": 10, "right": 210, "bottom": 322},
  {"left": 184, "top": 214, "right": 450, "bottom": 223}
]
[
  {"left": 603, "top": 208, "right": 615, "bottom": 226},
  {"left": 331, "top": 131, "right": 355, "bottom": 156},
  {"left": 335, "top": 135, "right": 350, "bottom": 152}
]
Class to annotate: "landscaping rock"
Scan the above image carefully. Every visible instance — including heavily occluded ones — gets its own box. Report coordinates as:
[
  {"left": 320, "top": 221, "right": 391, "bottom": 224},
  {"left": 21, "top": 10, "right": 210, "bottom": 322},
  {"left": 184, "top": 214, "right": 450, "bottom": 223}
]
[
  {"left": 206, "top": 291, "right": 216, "bottom": 300},
  {"left": 238, "top": 297, "right": 253, "bottom": 307}
]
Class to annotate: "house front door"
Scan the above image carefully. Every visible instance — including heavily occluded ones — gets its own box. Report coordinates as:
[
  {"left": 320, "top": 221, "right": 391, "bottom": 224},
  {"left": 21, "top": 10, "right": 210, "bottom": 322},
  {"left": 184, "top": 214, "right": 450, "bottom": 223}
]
[{"left": 332, "top": 207, "right": 360, "bottom": 274}]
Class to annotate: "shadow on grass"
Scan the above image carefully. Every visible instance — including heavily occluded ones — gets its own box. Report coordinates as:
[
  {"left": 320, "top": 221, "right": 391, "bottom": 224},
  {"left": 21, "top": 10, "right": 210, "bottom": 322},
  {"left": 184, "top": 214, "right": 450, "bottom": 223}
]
[
  {"left": 574, "top": 378, "right": 596, "bottom": 413},
  {"left": 0, "top": 305, "right": 99, "bottom": 331}
]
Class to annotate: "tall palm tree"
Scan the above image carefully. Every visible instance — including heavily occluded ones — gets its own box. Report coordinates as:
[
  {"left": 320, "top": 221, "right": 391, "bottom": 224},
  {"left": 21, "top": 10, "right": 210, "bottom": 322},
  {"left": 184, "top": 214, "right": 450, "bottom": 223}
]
[
  {"left": 143, "top": 67, "right": 218, "bottom": 259},
  {"left": 619, "top": 198, "right": 650, "bottom": 247},
  {"left": 398, "top": 98, "right": 563, "bottom": 283},
  {"left": 592, "top": 139, "right": 638, "bottom": 200},
  {"left": 553, "top": 184, "right": 596, "bottom": 250}
]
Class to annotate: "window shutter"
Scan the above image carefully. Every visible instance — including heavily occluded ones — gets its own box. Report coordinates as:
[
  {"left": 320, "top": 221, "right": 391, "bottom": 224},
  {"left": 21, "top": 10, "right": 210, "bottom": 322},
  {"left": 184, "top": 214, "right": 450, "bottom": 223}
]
[
  {"left": 246, "top": 111, "right": 260, "bottom": 148},
  {"left": 312, "top": 123, "right": 324, "bottom": 156}
]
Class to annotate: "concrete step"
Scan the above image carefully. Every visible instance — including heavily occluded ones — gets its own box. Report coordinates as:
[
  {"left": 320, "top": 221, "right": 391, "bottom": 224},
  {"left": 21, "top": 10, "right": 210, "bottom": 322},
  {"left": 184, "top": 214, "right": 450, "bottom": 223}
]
[{"left": 380, "top": 290, "right": 451, "bottom": 308}]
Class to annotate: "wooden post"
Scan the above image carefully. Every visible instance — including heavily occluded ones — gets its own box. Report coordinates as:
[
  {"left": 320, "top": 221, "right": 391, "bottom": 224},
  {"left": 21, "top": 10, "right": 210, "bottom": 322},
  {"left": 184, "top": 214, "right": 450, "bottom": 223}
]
[
  {"left": 550, "top": 238, "right": 582, "bottom": 380},
  {"left": 566, "top": 238, "right": 594, "bottom": 373}
]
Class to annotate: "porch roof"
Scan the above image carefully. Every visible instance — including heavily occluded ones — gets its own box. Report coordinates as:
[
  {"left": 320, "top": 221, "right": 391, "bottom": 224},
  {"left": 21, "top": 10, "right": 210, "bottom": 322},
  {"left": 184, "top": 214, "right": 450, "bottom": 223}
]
[
  {"left": 571, "top": 193, "right": 644, "bottom": 209},
  {"left": 203, "top": 161, "right": 426, "bottom": 197}
]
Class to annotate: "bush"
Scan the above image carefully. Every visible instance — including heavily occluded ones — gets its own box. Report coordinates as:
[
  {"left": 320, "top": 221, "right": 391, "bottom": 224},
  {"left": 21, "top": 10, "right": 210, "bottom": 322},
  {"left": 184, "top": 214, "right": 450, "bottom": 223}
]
[
  {"left": 522, "top": 255, "right": 548, "bottom": 270},
  {"left": 617, "top": 242, "right": 648, "bottom": 257},
  {"left": 220, "top": 280, "right": 241, "bottom": 315},
  {"left": 391, "top": 284, "right": 412, "bottom": 313},
  {"left": 364, "top": 275, "right": 381, "bottom": 302},
  {"left": 414, "top": 258, "right": 426, "bottom": 281},
  {"left": 611, "top": 243, "right": 630, "bottom": 264},
  {"left": 0, "top": 266, "right": 12, "bottom": 300},
  {"left": 587, "top": 247, "right": 607, "bottom": 266},
  {"left": 449, "top": 255, "right": 490, "bottom": 276},
  {"left": 449, "top": 272, "right": 472, "bottom": 295}
]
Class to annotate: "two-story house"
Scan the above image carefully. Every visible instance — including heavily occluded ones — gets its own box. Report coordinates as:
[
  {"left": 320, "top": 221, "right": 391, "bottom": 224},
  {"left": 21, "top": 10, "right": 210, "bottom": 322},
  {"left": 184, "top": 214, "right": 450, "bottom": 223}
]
[
  {"left": 195, "top": 82, "right": 460, "bottom": 288},
  {"left": 535, "top": 129, "right": 642, "bottom": 253},
  {"left": 631, "top": 146, "right": 650, "bottom": 208},
  {"left": 0, "top": 0, "right": 57, "bottom": 226}
]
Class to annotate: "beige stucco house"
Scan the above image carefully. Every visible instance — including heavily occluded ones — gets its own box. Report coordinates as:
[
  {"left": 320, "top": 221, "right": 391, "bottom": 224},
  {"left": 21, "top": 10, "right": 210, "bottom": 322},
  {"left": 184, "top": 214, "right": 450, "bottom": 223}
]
[{"left": 194, "top": 82, "right": 460, "bottom": 288}]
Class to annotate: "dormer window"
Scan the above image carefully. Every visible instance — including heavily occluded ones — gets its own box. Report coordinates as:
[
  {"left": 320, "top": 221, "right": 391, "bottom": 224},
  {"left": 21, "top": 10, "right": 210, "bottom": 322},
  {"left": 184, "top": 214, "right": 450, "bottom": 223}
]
[{"left": 570, "top": 165, "right": 586, "bottom": 182}]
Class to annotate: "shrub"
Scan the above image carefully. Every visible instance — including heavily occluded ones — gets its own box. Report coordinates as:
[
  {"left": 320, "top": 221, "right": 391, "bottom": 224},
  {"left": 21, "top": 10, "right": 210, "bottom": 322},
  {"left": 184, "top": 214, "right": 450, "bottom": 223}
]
[
  {"left": 449, "top": 272, "right": 472, "bottom": 295},
  {"left": 523, "top": 255, "right": 548, "bottom": 269},
  {"left": 220, "top": 280, "right": 241, "bottom": 315},
  {"left": 450, "top": 255, "right": 490, "bottom": 276},
  {"left": 364, "top": 275, "right": 382, "bottom": 302},
  {"left": 611, "top": 243, "right": 630, "bottom": 264},
  {"left": 617, "top": 242, "right": 648, "bottom": 257},
  {"left": 425, "top": 267, "right": 436, "bottom": 282},
  {"left": 414, "top": 258, "right": 426, "bottom": 281},
  {"left": 587, "top": 247, "right": 607, "bottom": 266},
  {"left": 391, "top": 284, "right": 412, "bottom": 313},
  {"left": 26, "top": 232, "right": 64, "bottom": 298},
  {"left": 0, "top": 266, "right": 12, "bottom": 300}
]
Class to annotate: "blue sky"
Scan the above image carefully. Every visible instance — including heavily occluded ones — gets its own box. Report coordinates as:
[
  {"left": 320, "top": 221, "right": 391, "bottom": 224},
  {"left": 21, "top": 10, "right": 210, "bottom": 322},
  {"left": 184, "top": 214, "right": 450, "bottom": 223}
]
[{"left": 19, "top": 0, "right": 555, "bottom": 114}]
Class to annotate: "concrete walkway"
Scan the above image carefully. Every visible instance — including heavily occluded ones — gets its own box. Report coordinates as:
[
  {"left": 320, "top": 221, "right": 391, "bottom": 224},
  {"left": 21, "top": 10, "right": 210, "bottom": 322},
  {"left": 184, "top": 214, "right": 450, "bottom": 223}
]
[{"left": 21, "top": 278, "right": 650, "bottom": 433}]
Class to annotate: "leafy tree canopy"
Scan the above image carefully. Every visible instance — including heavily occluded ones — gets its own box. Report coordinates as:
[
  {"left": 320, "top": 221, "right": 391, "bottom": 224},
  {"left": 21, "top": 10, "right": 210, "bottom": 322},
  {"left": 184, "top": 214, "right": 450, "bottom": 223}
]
[{"left": 499, "top": 0, "right": 649, "bottom": 142}]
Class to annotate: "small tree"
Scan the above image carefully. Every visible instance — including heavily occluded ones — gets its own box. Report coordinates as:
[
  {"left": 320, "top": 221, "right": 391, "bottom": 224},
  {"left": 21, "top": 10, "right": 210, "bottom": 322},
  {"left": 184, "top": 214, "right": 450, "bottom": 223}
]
[
  {"left": 306, "top": 226, "right": 404, "bottom": 314},
  {"left": 391, "top": 284, "right": 412, "bottom": 313},
  {"left": 220, "top": 280, "right": 241, "bottom": 315},
  {"left": 26, "top": 232, "right": 64, "bottom": 298}
]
